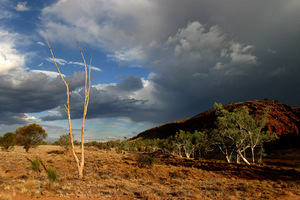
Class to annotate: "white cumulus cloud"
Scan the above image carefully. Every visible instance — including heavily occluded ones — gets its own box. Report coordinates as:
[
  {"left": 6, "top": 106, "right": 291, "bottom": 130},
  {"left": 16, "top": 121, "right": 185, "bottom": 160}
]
[
  {"left": 167, "top": 22, "right": 225, "bottom": 57},
  {"left": 14, "top": 1, "right": 30, "bottom": 11},
  {"left": 0, "top": 30, "right": 25, "bottom": 74}
]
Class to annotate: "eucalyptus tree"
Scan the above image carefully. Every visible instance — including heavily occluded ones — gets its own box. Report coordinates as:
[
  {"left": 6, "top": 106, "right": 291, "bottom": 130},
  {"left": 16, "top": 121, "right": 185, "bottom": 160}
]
[
  {"left": 213, "top": 103, "right": 243, "bottom": 163},
  {"left": 234, "top": 107, "right": 278, "bottom": 163},
  {"left": 174, "top": 130, "right": 205, "bottom": 158},
  {"left": 0, "top": 132, "right": 16, "bottom": 152},
  {"left": 16, "top": 123, "right": 47, "bottom": 152},
  {"left": 214, "top": 103, "right": 278, "bottom": 164}
]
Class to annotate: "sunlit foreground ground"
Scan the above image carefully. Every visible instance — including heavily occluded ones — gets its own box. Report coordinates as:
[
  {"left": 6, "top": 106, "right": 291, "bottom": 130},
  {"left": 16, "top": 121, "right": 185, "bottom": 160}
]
[{"left": 0, "top": 145, "right": 300, "bottom": 200}]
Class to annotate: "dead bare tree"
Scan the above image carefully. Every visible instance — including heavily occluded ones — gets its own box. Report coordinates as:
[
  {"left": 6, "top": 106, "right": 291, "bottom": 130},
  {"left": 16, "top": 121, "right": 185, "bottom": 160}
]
[{"left": 46, "top": 38, "right": 91, "bottom": 179}]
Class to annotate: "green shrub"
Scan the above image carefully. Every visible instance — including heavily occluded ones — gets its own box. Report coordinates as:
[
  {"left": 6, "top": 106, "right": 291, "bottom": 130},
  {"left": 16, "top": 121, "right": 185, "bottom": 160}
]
[
  {"left": 147, "top": 156, "right": 155, "bottom": 168},
  {"left": 58, "top": 134, "right": 71, "bottom": 153},
  {"left": 0, "top": 132, "right": 16, "bottom": 152},
  {"left": 30, "top": 159, "right": 41, "bottom": 172},
  {"left": 115, "top": 147, "right": 123, "bottom": 154},
  {"left": 138, "top": 155, "right": 155, "bottom": 168},
  {"left": 47, "top": 168, "right": 58, "bottom": 182}
]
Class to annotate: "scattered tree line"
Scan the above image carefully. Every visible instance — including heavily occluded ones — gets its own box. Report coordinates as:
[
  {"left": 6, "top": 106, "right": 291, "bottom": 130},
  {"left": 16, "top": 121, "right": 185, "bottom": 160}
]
[
  {"left": 83, "top": 103, "right": 278, "bottom": 165},
  {"left": 0, "top": 123, "right": 47, "bottom": 152},
  {"left": 0, "top": 103, "right": 279, "bottom": 166}
]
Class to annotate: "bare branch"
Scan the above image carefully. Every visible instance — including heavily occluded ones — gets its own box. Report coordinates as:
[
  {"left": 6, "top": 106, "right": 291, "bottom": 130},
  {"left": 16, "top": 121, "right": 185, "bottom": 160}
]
[{"left": 46, "top": 37, "right": 68, "bottom": 88}]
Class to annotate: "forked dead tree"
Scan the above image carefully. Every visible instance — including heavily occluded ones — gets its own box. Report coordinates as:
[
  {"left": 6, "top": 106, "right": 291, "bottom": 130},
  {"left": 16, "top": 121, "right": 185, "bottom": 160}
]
[{"left": 46, "top": 38, "right": 91, "bottom": 179}]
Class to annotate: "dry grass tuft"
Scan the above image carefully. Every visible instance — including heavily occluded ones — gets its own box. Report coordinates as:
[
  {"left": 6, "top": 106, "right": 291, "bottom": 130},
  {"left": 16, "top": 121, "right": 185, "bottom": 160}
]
[{"left": 0, "top": 193, "right": 12, "bottom": 200}]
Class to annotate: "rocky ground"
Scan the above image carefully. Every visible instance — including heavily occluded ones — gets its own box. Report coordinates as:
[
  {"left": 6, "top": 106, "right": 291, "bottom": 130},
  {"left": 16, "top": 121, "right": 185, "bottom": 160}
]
[{"left": 0, "top": 145, "right": 300, "bottom": 200}]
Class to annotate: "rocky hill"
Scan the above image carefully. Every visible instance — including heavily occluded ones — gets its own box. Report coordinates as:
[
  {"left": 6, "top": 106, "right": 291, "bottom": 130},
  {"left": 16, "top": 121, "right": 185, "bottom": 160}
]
[{"left": 133, "top": 100, "right": 300, "bottom": 140}]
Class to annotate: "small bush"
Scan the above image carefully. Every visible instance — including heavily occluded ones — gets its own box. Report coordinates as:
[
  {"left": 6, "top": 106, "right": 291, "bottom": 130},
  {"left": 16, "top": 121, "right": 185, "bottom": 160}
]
[
  {"left": 147, "top": 156, "right": 155, "bottom": 168},
  {"left": 30, "top": 159, "right": 41, "bottom": 172},
  {"left": 58, "top": 134, "right": 71, "bottom": 153},
  {"left": 138, "top": 155, "right": 155, "bottom": 168},
  {"left": 116, "top": 148, "right": 123, "bottom": 154},
  {"left": 47, "top": 168, "right": 58, "bottom": 182}
]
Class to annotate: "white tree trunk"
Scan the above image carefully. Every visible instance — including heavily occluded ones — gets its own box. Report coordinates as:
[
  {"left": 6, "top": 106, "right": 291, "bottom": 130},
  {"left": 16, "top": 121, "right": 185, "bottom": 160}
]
[
  {"left": 251, "top": 147, "right": 255, "bottom": 164},
  {"left": 47, "top": 38, "right": 91, "bottom": 179},
  {"left": 225, "top": 155, "right": 231, "bottom": 163},
  {"left": 237, "top": 150, "right": 250, "bottom": 165}
]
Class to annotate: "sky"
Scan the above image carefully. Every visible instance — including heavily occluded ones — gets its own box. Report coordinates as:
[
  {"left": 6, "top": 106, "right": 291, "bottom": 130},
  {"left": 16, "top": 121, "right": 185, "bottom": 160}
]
[{"left": 0, "top": 0, "right": 300, "bottom": 142}]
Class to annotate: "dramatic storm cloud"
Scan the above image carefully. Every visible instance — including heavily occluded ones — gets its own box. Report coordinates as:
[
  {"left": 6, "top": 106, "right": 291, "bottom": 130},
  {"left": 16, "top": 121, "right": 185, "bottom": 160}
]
[
  {"left": 39, "top": 0, "right": 300, "bottom": 123},
  {"left": 41, "top": 75, "right": 157, "bottom": 122},
  {"left": 0, "top": 0, "right": 299, "bottom": 139},
  {"left": 0, "top": 27, "right": 85, "bottom": 124},
  {"left": 0, "top": 68, "right": 85, "bottom": 124}
]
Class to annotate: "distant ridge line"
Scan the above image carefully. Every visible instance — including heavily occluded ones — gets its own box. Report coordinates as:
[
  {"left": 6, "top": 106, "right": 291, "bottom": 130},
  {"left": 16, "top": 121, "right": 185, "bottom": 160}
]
[{"left": 132, "top": 100, "right": 300, "bottom": 140}]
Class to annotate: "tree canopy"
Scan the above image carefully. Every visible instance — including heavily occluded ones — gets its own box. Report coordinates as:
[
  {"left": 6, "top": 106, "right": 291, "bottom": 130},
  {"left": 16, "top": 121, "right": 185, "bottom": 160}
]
[
  {"left": 213, "top": 103, "right": 278, "bottom": 164},
  {"left": 16, "top": 123, "right": 47, "bottom": 152},
  {"left": 0, "top": 132, "right": 16, "bottom": 152}
]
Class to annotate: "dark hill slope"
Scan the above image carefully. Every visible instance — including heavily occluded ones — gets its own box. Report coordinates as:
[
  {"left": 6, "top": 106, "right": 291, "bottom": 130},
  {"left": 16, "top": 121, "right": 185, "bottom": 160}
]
[{"left": 133, "top": 100, "right": 300, "bottom": 140}]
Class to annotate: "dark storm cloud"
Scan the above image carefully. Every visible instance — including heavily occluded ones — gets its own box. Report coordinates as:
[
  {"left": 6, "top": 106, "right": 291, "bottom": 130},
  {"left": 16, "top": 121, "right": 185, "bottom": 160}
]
[
  {"left": 116, "top": 76, "right": 143, "bottom": 92},
  {"left": 41, "top": 75, "right": 154, "bottom": 121},
  {"left": 40, "top": 0, "right": 300, "bottom": 125},
  {"left": 0, "top": 112, "right": 33, "bottom": 125},
  {"left": 0, "top": 70, "right": 85, "bottom": 124},
  {"left": 31, "top": 0, "right": 300, "bottom": 125},
  {"left": 141, "top": 0, "right": 300, "bottom": 122},
  {"left": 150, "top": 25, "right": 300, "bottom": 122}
]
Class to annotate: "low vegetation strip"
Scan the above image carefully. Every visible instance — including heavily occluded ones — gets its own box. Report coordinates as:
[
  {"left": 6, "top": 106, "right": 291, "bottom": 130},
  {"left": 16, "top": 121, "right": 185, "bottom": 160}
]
[{"left": 0, "top": 146, "right": 299, "bottom": 199}]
